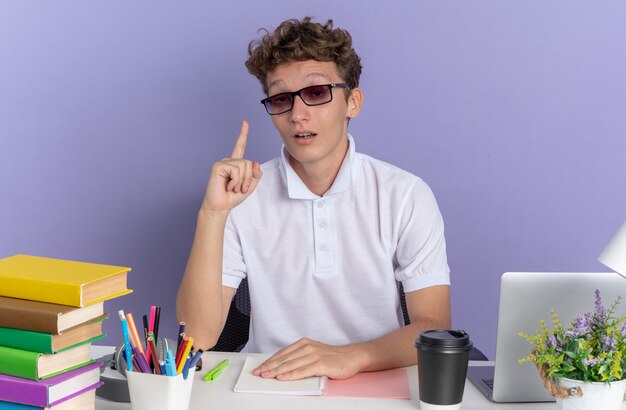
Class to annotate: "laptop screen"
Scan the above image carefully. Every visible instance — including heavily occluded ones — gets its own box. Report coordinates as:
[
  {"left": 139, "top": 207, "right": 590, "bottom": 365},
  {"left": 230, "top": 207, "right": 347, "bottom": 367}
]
[{"left": 492, "top": 272, "right": 626, "bottom": 402}]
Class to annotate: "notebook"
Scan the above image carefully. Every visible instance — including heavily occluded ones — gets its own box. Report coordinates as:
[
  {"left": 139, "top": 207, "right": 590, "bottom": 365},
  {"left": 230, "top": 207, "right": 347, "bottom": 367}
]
[
  {"left": 233, "top": 356, "right": 410, "bottom": 399},
  {"left": 467, "top": 271, "right": 626, "bottom": 402},
  {"left": 234, "top": 357, "right": 326, "bottom": 396}
]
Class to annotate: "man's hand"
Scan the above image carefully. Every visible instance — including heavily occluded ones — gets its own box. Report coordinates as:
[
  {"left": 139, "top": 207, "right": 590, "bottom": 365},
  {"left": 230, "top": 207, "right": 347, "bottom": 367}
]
[
  {"left": 202, "top": 120, "right": 263, "bottom": 213},
  {"left": 251, "top": 286, "right": 451, "bottom": 381},
  {"left": 252, "top": 338, "right": 365, "bottom": 381}
]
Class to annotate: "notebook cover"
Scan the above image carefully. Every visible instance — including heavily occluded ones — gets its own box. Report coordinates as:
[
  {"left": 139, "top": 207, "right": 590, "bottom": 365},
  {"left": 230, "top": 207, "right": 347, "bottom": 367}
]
[
  {"left": 0, "top": 254, "right": 131, "bottom": 307},
  {"left": 0, "top": 297, "right": 104, "bottom": 334},
  {"left": 48, "top": 381, "right": 103, "bottom": 407},
  {"left": 0, "top": 316, "right": 108, "bottom": 353},
  {"left": 233, "top": 356, "right": 325, "bottom": 395},
  {"left": 0, "top": 383, "right": 101, "bottom": 409},
  {"left": 0, "top": 362, "right": 101, "bottom": 407},
  {"left": 324, "top": 367, "right": 410, "bottom": 399},
  {"left": 0, "top": 344, "right": 91, "bottom": 380}
]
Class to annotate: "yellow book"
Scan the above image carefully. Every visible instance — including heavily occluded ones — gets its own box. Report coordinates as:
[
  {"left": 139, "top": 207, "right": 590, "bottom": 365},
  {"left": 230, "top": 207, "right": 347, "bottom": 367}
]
[{"left": 0, "top": 254, "right": 132, "bottom": 307}]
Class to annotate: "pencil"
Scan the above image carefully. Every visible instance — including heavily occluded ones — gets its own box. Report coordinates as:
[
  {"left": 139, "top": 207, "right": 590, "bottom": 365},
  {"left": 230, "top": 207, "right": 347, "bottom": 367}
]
[
  {"left": 177, "top": 336, "right": 194, "bottom": 374},
  {"left": 142, "top": 314, "right": 151, "bottom": 364},
  {"left": 147, "top": 336, "right": 162, "bottom": 375},
  {"left": 176, "top": 322, "right": 185, "bottom": 354},
  {"left": 175, "top": 336, "right": 188, "bottom": 368},
  {"left": 146, "top": 306, "right": 156, "bottom": 363}
]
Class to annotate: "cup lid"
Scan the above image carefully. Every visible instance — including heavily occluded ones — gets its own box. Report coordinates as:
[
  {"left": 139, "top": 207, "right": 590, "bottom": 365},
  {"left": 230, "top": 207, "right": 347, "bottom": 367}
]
[{"left": 415, "top": 329, "right": 473, "bottom": 350}]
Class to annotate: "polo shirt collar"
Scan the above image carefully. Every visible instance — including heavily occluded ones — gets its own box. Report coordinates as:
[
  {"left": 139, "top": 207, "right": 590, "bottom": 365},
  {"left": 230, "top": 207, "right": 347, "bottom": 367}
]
[{"left": 280, "top": 134, "right": 359, "bottom": 199}]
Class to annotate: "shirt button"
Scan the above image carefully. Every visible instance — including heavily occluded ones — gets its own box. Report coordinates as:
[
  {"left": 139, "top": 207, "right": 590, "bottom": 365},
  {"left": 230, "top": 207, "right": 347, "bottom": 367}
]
[
  {"left": 317, "top": 202, "right": 324, "bottom": 208},
  {"left": 319, "top": 245, "right": 327, "bottom": 251},
  {"left": 319, "top": 221, "right": 327, "bottom": 228}
]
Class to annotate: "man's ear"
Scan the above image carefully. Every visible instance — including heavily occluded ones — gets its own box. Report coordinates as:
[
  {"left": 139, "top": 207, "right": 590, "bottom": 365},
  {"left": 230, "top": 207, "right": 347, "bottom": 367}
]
[{"left": 346, "top": 87, "right": 363, "bottom": 119}]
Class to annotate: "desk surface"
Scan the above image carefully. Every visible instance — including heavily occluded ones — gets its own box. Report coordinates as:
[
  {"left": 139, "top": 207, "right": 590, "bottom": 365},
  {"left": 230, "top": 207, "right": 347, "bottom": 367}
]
[{"left": 92, "top": 347, "right": 626, "bottom": 410}]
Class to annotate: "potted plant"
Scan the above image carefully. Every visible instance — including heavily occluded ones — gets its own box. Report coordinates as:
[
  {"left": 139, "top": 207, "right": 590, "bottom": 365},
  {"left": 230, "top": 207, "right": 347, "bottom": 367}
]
[{"left": 519, "top": 290, "right": 626, "bottom": 410}]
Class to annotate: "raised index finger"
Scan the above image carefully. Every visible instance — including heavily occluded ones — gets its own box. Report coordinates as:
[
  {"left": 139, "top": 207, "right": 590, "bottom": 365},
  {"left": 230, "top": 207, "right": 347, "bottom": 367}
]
[{"left": 231, "top": 120, "right": 249, "bottom": 159}]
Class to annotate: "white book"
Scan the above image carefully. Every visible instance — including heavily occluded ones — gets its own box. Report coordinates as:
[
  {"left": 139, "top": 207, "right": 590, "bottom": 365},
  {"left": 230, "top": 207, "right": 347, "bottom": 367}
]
[{"left": 233, "top": 356, "right": 327, "bottom": 396}]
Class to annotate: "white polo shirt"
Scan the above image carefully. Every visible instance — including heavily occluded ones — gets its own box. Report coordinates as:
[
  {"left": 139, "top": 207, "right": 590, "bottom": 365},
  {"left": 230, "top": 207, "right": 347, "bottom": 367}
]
[{"left": 222, "top": 135, "right": 450, "bottom": 353}]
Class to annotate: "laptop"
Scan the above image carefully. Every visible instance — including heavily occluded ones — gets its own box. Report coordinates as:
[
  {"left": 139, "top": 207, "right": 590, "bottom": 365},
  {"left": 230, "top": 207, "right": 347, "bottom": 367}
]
[{"left": 467, "top": 271, "right": 626, "bottom": 402}]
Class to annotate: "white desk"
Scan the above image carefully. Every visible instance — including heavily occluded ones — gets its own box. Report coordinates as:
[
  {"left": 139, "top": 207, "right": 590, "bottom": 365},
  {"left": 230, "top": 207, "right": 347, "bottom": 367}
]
[{"left": 92, "top": 348, "right": 626, "bottom": 409}]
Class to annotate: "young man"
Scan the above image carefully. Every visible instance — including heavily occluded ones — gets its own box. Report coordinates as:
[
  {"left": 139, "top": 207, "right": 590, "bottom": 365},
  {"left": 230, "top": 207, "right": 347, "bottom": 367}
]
[{"left": 177, "top": 17, "right": 451, "bottom": 381}]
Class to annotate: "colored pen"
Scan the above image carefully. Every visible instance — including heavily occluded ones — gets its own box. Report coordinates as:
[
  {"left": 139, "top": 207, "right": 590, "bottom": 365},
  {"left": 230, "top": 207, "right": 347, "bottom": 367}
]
[
  {"left": 153, "top": 306, "right": 161, "bottom": 341},
  {"left": 182, "top": 356, "right": 192, "bottom": 380},
  {"left": 132, "top": 356, "right": 141, "bottom": 373},
  {"left": 118, "top": 310, "right": 133, "bottom": 372},
  {"left": 188, "top": 349, "right": 203, "bottom": 369},
  {"left": 203, "top": 359, "right": 229, "bottom": 381},
  {"left": 125, "top": 313, "right": 145, "bottom": 354},
  {"left": 133, "top": 346, "right": 151, "bottom": 373},
  {"left": 149, "top": 306, "right": 156, "bottom": 337},
  {"left": 147, "top": 306, "right": 156, "bottom": 366},
  {"left": 165, "top": 349, "right": 177, "bottom": 376}
]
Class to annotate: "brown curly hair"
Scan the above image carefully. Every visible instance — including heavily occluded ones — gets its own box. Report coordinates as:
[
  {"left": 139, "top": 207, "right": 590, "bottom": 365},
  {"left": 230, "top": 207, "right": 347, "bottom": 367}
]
[{"left": 245, "top": 17, "right": 362, "bottom": 95}]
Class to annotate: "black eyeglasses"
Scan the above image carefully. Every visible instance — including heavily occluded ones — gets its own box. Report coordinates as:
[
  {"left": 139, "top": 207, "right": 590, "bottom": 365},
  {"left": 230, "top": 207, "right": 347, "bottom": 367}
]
[{"left": 260, "top": 83, "right": 350, "bottom": 115}]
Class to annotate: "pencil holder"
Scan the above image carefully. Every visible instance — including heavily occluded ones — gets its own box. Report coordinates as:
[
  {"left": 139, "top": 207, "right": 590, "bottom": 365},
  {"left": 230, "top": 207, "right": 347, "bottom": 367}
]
[{"left": 126, "top": 368, "right": 195, "bottom": 410}]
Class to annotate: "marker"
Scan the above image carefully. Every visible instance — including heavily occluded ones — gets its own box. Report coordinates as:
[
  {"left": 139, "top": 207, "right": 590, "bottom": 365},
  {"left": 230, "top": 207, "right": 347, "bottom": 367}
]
[
  {"left": 133, "top": 346, "right": 151, "bottom": 373},
  {"left": 118, "top": 310, "right": 133, "bottom": 372},
  {"left": 182, "top": 348, "right": 203, "bottom": 379},
  {"left": 188, "top": 349, "right": 204, "bottom": 369},
  {"left": 165, "top": 349, "right": 177, "bottom": 376},
  {"left": 153, "top": 306, "right": 161, "bottom": 341},
  {"left": 203, "top": 359, "right": 229, "bottom": 381}
]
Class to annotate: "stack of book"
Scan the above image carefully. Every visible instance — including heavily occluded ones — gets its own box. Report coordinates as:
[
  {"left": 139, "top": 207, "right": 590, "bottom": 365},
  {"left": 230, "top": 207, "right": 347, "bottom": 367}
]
[{"left": 0, "top": 254, "right": 132, "bottom": 409}]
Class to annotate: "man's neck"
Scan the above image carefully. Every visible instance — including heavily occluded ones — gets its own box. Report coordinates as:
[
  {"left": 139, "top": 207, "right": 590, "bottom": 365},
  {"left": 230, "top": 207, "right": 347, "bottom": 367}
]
[{"left": 288, "top": 141, "right": 349, "bottom": 197}]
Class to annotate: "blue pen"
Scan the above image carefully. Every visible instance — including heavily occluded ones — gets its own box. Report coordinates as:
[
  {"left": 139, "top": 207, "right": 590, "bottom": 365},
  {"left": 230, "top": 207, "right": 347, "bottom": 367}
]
[
  {"left": 165, "top": 349, "right": 177, "bottom": 376},
  {"left": 182, "top": 356, "right": 191, "bottom": 379},
  {"left": 189, "top": 349, "right": 204, "bottom": 369},
  {"left": 118, "top": 310, "right": 133, "bottom": 372},
  {"left": 183, "top": 349, "right": 203, "bottom": 379}
]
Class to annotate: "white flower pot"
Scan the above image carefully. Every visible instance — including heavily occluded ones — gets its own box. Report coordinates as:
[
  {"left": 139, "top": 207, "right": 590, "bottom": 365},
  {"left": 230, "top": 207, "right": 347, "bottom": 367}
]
[{"left": 555, "top": 377, "right": 626, "bottom": 410}]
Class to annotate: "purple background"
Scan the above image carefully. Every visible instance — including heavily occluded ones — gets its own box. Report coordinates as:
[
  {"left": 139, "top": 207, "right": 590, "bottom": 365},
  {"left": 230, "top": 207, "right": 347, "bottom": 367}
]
[{"left": 1, "top": 1, "right": 625, "bottom": 358}]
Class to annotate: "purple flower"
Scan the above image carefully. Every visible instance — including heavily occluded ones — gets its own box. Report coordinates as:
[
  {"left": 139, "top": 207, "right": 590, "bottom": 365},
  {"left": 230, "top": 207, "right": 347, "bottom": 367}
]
[
  {"left": 565, "top": 313, "right": 592, "bottom": 338},
  {"left": 582, "top": 358, "right": 598, "bottom": 367},
  {"left": 594, "top": 289, "right": 607, "bottom": 323},
  {"left": 549, "top": 334, "right": 558, "bottom": 348},
  {"left": 603, "top": 335, "right": 616, "bottom": 351}
]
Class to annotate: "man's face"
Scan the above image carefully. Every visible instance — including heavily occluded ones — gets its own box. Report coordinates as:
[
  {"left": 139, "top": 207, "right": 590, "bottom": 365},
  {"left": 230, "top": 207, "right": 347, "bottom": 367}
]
[{"left": 265, "top": 60, "right": 362, "bottom": 172}]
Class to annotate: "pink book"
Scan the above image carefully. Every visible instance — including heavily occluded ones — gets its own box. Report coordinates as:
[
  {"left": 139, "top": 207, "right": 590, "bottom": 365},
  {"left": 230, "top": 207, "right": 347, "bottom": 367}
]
[
  {"left": 234, "top": 356, "right": 410, "bottom": 399},
  {"left": 0, "top": 362, "right": 103, "bottom": 407}
]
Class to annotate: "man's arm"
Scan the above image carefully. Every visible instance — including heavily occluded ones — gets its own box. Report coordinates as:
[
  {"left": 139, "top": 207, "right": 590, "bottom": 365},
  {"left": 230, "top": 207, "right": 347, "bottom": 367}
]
[
  {"left": 176, "top": 121, "right": 262, "bottom": 349},
  {"left": 176, "top": 209, "right": 237, "bottom": 349},
  {"left": 253, "top": 284, "right": 450, "bottom": 380}
]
